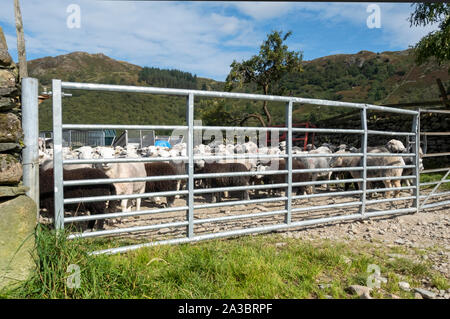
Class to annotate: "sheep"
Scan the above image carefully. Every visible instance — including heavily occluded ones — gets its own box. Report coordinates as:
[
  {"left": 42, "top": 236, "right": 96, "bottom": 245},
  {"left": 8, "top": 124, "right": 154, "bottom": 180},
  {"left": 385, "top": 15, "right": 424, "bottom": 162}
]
[
  {"left": 320, "top": 143, "right": 337, "bottom": 153},
  {"left": 39, "top": 167, "right": 118, "bottom": 230},
  {"left": 364, "top": 147, "right": 405, "bottom": 198},
  {"left": 97, "top": 161, "right": 146, "bottom": 212},
  {"left": 94, "top": 147, "right": 146, "bottom": 213},
  {"left": 338, "top": 144, "right": 348, "bottom": 151},
  {"left": 298, "top": 146, "right": 333, "bottom": 193},
  {"left": 167, "top": 150, "right": 187, "bottom": 195},
  {"left": 400, "top": 145, "right": 424, "bottom": 190},
  {"left": 144, "top": 162, "right": 178, "bottom": 207},
  {"left": 385, "top": 141, "right": 424, "bottom": 189},
  {"left": 292, "top": 146, "right": 304, "bottom": 154},
  {"left": 39, "top": 147, "right": 93, "bottom": 171},
  {"left": 306, "top": 144, "right": 316, "bottom": 151},
  {"left": 260, "top": 159, "right": 311, "bottom": 196},
  {"left": 208, "top": 142, "right": 259, "bottom": 198},
  {"left": 38, "top": 137, "right": 46, "bottom": 153},
  {"left": 331, "top": 146, "right": 405, "bottom": 198},
  {"left": 73, "top": 146, "right": 93, "bottom": 160},
  {"left": 329, "top": 149, "right": 361, "bottom": 191},
  {"left": 343, "top": 147, "right": 404, "bottom": 198},
  {"left": 138, "top": 145, "right": 185, "bottom": 198},
  {"left": 196, "top": 162, "right": 251, "bottom": 203},
  {"left": 386, "top": 139, "right": 406, "bottom": 153},
  {"left": 243, "top": 141, "right": 258, "bottom": 154}
]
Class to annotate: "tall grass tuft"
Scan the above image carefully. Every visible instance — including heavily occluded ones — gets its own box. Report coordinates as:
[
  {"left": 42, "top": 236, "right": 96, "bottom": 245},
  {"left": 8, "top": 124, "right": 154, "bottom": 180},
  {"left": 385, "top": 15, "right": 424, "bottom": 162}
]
[{"left": 2, "top": 225, "right": 97, "bottom": 298}]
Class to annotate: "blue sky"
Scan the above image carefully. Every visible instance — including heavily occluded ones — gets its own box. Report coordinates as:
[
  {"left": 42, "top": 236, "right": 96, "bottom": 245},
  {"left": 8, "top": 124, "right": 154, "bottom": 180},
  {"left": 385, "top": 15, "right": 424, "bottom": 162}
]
[{"left": 0, "top": 1, "right": 438, "bottom": 81}]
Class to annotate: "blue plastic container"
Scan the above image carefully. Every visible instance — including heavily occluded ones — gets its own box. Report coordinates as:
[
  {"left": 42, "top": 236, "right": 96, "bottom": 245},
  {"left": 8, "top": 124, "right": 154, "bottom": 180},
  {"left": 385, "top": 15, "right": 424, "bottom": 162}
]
[{"left": 155, "top": 140, "right": 171, "bottom": 148}]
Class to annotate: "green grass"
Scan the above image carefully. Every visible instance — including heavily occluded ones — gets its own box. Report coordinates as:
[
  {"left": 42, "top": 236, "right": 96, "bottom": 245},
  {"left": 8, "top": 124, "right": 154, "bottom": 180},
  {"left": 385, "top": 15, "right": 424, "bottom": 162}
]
[
  {"left": 431, "top": 275, "right": 450, "bottom": 291},
  {"left": 420, "top": 172, "right": 450, "bottom": 191},
  {"left": 0, "top": 226, "right": 448, "bottom": 299}
]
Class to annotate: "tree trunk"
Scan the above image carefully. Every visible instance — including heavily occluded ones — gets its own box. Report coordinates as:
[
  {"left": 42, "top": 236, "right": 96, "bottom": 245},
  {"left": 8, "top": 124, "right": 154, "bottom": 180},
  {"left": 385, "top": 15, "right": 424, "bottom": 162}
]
[
  {"left": 239, "top": 84, "right": 272, "bottom": 127},
  {"left": 239, "top": 113, "right": 266, "bottom": 127},
  {"left": 262, "top": 84, "right": 272, "bottom": 127},
  {"left": 262, "top": 101, "right": 272, "bottom": 126},
  {"left": 14, "top": 0, "right": 27, "bottom": 79}
]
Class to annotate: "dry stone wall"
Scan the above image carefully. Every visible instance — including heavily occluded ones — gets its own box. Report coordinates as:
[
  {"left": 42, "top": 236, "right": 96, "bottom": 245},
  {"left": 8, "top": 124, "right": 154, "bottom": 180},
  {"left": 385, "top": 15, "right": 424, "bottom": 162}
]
[
  {"left": 0, "top": 37, "right": 37, "bottom": 289},
  {"left": 0, "top": 45, "right": 25, "bottom": 198}
]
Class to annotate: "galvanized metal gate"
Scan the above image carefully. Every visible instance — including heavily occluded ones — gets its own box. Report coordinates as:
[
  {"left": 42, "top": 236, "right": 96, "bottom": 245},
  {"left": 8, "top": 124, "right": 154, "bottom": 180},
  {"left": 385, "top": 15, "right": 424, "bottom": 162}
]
[
  {"left": 23, "top": 77, "right": 447, "bottom": 255},
  {"left": 418, "top": 108, "right": 450, "bottom": 210}
]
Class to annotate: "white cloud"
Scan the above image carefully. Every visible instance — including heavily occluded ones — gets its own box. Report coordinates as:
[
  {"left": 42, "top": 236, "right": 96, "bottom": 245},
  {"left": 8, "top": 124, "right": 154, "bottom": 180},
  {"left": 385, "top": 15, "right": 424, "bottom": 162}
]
[
  {"left": 376, "top": 4, "right": 439, "bottom": 48},
  {"left": 0, "top": 1, "right": 441, "bottom": 80},
  {"left": 0, "top": 0, "right": 261, "bottom": 80},
  {"left": 283, "top": 2, "right": 439, "bottom": 49},
  {"left": 229, "top": 2, "right": 296, "bottom": 21}
]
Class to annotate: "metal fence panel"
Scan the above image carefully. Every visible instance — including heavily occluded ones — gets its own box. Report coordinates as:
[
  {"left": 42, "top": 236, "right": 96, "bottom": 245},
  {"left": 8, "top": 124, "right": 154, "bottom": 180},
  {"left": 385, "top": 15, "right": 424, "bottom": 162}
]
[
  {"left": 418, "top": 109, "right": 450, "bottom": 210},
  {"left": 39, "top": 79, "right": 435, "bottom": 254}
]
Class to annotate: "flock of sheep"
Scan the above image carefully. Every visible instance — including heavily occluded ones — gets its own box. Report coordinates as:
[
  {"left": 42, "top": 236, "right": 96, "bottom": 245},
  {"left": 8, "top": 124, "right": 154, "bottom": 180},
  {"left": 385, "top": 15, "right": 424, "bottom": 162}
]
[{"left": 38, "top": 137, "right": 423, "bottom": 231}]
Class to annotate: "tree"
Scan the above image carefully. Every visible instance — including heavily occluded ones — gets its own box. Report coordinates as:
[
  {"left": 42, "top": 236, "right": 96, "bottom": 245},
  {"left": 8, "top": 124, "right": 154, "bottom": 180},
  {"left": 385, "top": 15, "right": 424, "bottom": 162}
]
[
  {"left": 225, "top": 31, "right": 303, "bottom": 126},
  {"left": 197, "top": 99, "right": 243, "bottom": 127},
  {"left": 14, "top": 0, "right": 28, "bottom": 79},
  {"left": 409, "top": 3, "right": 450, "bottom": 69}
]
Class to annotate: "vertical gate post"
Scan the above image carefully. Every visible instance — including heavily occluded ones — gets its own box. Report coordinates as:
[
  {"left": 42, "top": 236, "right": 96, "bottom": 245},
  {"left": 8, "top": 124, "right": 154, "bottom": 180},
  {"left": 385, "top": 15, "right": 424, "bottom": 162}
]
[
  {"left": 52, "top": 79, "right": 64, "bottom": 230},
  {"left": 186, "top": 93, "right": 194, "bottom": 238},
  {"left": 285, "top": 100, "right": 293, "bottom": 224},
  {"left": 412, "top": 112, "right": 420, "bottom": 212},
  {"left": 21, "top": 77, "right": 39, "bottom": 218},
  {"left": 359, "top": 105, "right": 368, "bottom": 216}
]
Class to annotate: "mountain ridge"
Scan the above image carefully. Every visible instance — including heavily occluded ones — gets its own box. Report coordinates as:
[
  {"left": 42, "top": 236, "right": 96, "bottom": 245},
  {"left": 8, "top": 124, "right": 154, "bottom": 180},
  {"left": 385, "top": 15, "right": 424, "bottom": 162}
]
[{"left": 28, "top": 49, "right": 450, "bottom": 130}]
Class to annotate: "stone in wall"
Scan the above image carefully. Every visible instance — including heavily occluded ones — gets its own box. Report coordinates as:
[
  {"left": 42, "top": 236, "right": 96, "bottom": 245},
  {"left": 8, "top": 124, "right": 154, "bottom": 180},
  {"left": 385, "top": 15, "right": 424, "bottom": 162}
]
[
  {"left": 0, "top": 185, "right": 28, "bottom": 198},
  {"left": 0, "top": 113, "right": 22, "bottom": 143},
  {"left": 0, "top": 154, "right": 23, "bottom": 185},
  {"left": 0, "top": 97, "right": 16, "bottom": 112},
  {"left": 0, "top": 74, "right": 18, "bottom": 96},
  {"left": 0, "top": 49, "right": 13, "bottom": 67},
  {"left": 0, "top": 67, "right": 18, "bottom": 90},
  {"left": 0, "top": 195, "right": 37, "bottom": 289},
  {"left": 0, "top": 143, "right": 21, "bottom": 152}
]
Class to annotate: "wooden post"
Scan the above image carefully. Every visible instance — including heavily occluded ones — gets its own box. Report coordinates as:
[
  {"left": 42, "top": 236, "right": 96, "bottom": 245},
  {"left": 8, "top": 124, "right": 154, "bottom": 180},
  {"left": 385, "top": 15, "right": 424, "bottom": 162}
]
[
  {"left": 0, "top": 26, "right": 8, "bottom": 50},
  {"left": 14, "top": 0, "right": 28, "bottom": 79}
]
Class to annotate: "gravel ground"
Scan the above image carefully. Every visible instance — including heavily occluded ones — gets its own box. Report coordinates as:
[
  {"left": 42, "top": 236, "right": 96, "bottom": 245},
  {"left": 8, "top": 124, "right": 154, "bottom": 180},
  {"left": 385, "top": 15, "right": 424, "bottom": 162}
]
[{"left": 279, "top": 203, "right": 449, "bottom": 277}]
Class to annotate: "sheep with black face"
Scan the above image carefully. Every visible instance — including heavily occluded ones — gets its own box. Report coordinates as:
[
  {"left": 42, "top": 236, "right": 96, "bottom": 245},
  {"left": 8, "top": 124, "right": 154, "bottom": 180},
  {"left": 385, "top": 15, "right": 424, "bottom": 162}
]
[{"left": 39, "top": 167, "right": 118, "bottom": 230}]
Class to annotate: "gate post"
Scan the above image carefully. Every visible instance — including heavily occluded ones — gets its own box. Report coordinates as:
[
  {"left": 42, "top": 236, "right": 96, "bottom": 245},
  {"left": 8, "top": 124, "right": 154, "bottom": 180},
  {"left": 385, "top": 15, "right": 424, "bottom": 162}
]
[
  {"left": 21, "top": 77, "right": 40, "bottom": 218},
  {"left": 412, "top": 112, "right": 420, "bottom": 212},
  {"left": 186, "top": 93, "right": 194, "bottom": 238},
  {"left": 359, "top": 105, "right": 368, "bottom": 217},
  {"left": 284, "top": 100, "right": 293, "bottom": 224},
  {"left": 52, "top": 79, "right": 64, "bottom": 230}
]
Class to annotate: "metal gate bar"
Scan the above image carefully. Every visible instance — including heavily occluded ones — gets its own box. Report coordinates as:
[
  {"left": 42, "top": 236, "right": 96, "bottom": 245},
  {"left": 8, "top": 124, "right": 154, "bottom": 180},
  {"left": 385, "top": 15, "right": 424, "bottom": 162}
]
[{"left": 89, "top": 207, "right": 417, "bottom": 256}]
